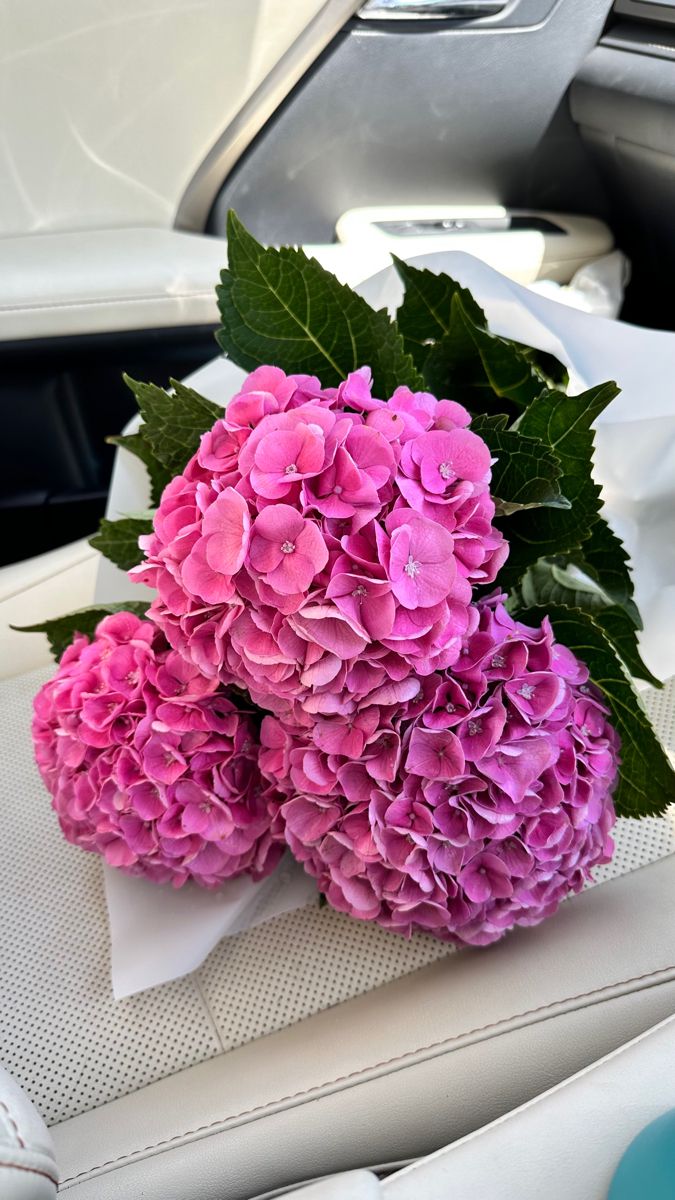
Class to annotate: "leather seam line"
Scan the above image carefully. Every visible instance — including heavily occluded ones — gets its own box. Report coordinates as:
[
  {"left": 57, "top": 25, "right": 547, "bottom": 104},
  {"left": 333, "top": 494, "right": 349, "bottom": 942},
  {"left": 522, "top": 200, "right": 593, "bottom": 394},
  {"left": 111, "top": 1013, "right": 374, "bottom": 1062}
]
[
  {"left": 58, "top": 963, "right": 675, "bottom": 1185},
  {"left": 0, "top": 1099, "right": 25, "bottom": 1148},
  {"left": 0, "top": 1159, "right": 58, "bottom": 1185},
  {"left": 0, "top": 292, "right": 216, "bottom": 315}
]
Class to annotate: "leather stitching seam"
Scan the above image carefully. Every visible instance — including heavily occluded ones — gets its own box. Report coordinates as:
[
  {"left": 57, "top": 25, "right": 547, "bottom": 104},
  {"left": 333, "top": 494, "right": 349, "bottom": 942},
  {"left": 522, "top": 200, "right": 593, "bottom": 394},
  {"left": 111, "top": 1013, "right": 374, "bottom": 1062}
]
[
  {"left": 59, "top": 963, "right": 675, "bottom": 1185},
  {"left": 0, "top": 1100, "right": 25, "bottom": 1149},
  {"left": 0, "top": 1159, "right": 58, "bottom": 1185}
]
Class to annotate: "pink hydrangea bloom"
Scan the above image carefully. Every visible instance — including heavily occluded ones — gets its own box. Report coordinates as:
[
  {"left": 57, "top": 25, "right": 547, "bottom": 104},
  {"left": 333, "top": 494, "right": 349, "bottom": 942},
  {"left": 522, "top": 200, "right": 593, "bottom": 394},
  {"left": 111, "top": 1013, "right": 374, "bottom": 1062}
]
[
  {"left": 259, "top": 599, "right": 619, "bottom": 946},
  {"left": 134, "top": 366, "right": 508, "bottom": 720},
  {"left": 32, "top": 612, "right": 282, "bottom": 888}
]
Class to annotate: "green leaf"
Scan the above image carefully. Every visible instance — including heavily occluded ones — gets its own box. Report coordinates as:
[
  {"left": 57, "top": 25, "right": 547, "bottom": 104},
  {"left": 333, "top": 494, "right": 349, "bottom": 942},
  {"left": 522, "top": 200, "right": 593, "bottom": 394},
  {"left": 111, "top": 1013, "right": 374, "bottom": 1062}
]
[
  {"left": 470, "top": 418, "right": 567, "bottom": 513},
  {"left": 107, "top": 431, "right": 172, "bottom": 508},
  {"left": 470, "top": 413, "right": 510, "bottom": 433},
  {"left": 594, "top": 605, "right": 661, "bottom": 690},
  {"left": 497, "top": 381, "right": 619, "bottom": 590},
  {"left": 515, "top": 559, "right": 660, "bottom": 688},
  {"left": 514, "top": 604, "right": 674, "bottom": 818},
  {"left": 217, "top": 211, "right": 423, "bottom": 395},
  {"left": 12, "top": 602, "right": 150, "bottom": 662},
  {"left": 124, "top": 376, "right": 222, "bottom": 478},
  {"left": 394, "top": 256, "right": 569, "bottom": 375},
  {"left": 513, "top": 342, "right": 569, "bottom": 390},
  {"left": 422, "top": 293, "right": 549, "bottom": 416},
  {"left": 394, "top": 258, "right": 487, "bottom": 368},
  {"left": 581, "top": 516, "right": 640, "bottom": 628},
  {"left": 89, "top": 517, "right": 153, "bottom": 571}
]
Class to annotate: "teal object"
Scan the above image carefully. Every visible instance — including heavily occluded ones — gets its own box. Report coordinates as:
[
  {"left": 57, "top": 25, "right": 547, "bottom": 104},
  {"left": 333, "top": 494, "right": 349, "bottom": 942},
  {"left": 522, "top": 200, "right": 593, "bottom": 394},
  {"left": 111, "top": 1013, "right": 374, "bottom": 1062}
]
[{"left": 608, "top": 1109, "right": 675, "bottom": 1199}]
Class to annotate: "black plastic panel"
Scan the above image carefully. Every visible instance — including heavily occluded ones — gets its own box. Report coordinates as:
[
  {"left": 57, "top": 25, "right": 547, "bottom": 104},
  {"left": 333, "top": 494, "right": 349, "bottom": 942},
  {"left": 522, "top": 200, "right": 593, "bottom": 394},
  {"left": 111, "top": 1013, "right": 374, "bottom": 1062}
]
[
  {"left": 614, "top": 0, "right": 675, "bottom": 25},
  {"left": 209, "top": 0, "right": 613, "bottom": 245},
  {"left": 0, "top": 327, "right": 217, "bottom": 567}
]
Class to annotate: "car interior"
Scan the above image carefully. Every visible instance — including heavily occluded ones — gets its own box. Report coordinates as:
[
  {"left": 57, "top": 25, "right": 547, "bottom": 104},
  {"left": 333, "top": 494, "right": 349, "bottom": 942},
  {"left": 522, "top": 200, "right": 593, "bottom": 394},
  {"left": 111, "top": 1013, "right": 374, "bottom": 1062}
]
[{"left": 2, "top": 1, "right": 675, "bottom": 1197}]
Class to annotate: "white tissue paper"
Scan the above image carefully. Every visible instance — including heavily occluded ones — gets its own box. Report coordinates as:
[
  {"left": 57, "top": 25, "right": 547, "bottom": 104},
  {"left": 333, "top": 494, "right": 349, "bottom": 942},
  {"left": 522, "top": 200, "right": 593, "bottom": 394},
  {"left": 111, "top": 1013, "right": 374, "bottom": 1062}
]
[
  {"left": 106, "top": 855, "right": 318, "bottom": 999},
  {"left": 102, "top": 250, "right": 675, "bottom": 997}
]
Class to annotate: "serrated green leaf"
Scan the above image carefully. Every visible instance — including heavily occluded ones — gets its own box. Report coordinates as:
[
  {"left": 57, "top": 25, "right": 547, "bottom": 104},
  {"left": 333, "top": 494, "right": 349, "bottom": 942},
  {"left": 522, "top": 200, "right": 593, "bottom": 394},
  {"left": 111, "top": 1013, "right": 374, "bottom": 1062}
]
[
  {"left": 89, "top": 516, "right": 153, "bottom": 571},
  {"left": 216, "top": 211, "right": 423, "bottom": 396},
  {"left": 124, "top": 376, "right": 222, "bottom": 478},
  {"left": 470, "top": 419, "right": 566, "bottom": 512},
  {"left": 581, "top": 516, "right": 640, "bottom": 628},
  {"left": 12, "top": 602, "right": 150, "bottom": 661},
  {"left": 107, "top": 431, "right": 172, "bottom": 508},
  {"left": 394, "top": 258, "right": 487, "bottom": 368},
  {"left": 470, "top": 413, "right": 510, "bottom": 434},
  {"left": 515, "top": 559, "right": 660, "bottom": 688},
  {"left": 514, "top": 604, "right": 674, "bottom": 818},
  {"left": 422, "top": 293, "right": 549, "bottom": 416},
  {"left": 594, "top": 605, "right": 661, "bottom": 690},
  {"left": 497, "top": 381, "right": 619, "bottom": 590}
]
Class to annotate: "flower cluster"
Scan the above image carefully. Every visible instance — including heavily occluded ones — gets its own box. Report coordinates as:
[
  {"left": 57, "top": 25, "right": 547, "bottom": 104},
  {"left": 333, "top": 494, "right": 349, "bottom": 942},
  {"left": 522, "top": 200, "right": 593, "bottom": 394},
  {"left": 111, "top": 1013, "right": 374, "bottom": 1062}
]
[
  {"left": 135, "top": 366, "right": 507, "bottom": 722},
  {"left": 32, "top": 612, "right": 281, "bottom": 888},
  {"left": 32, "top": 362, "right": 621, "bottom": 950},
  {"left": 259, "top": 599, "right": 618, "bottom": 945}
]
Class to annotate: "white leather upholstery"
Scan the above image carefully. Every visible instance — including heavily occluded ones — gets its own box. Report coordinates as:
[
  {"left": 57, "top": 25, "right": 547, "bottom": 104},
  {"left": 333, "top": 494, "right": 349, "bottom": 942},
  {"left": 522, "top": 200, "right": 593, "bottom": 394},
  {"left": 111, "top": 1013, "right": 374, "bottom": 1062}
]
[
  {"left": 268, "top": 1012, "right": 675, "bottom": 1200},
  {"left": 0, "top": 1065, "right": 57, "bottom": 1200},
  {"left": 0, "top": 231, "right": 388, "bottom": 342},
  {"left": 49, "top": 853, "right": 675, "bottom": 1197},
  {"left": 382, "top": 1011, "right": 675, "bottom": 1199},
  {"left": 283, "top": 1174, "right": 381, "bottom": 1200},
  {"left": 0, "top": 540, "right": 98, "bottom": 680},
  {"left": 0, "top": 0, "right": 348, "bottom": 238}
]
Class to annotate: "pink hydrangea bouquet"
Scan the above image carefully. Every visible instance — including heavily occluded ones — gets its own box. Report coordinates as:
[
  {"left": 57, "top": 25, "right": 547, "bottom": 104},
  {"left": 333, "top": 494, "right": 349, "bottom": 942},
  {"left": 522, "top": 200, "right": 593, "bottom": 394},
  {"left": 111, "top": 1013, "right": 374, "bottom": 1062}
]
[{"left": 20, "top": 213, "right": 675, "bottom": 948}]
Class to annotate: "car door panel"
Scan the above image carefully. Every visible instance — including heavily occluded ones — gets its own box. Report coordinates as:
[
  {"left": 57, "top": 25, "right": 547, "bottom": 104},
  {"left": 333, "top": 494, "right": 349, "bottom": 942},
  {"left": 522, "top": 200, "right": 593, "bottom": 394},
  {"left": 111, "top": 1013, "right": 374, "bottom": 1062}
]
[{"left": 210, "top": 0, "right": 614, "bottom": 243}]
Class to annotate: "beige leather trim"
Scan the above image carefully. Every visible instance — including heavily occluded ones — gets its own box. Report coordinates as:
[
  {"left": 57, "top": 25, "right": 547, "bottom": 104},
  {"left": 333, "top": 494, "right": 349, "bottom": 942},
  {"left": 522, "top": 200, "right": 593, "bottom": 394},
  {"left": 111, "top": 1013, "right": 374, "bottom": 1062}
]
[
  {"left": 382, "top": 1013, "right": 675, "bottom": 1200},
  {"left": 0, "top": 231, "right": 375, "bottom": 342},
  {"left": 59, "top": 963, "right": 675, "bottom": 1185},
  {"left": 53, "top": 854, "right": 675, "bottom": 1195},
  {"left": 0, "top": 540, "right": 98, "bottom": 678},
  {"left": 55, "top": 989, "right": 675, "bottom": 1199}
]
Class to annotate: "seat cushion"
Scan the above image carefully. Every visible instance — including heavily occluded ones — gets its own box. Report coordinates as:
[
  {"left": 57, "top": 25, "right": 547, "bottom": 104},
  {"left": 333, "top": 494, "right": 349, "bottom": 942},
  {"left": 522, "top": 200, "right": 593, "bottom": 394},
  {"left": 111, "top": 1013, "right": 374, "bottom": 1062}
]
[{"left": 3, "top": 667, "right": 675, "bottom": 1199}]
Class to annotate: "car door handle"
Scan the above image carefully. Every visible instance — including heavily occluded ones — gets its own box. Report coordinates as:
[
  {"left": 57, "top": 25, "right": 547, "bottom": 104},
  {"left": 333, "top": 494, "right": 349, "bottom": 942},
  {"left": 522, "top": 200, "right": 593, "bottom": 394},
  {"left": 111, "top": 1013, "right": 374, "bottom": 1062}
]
[{"left": 359, "top": 0, "right": 506, "bottom": 19}]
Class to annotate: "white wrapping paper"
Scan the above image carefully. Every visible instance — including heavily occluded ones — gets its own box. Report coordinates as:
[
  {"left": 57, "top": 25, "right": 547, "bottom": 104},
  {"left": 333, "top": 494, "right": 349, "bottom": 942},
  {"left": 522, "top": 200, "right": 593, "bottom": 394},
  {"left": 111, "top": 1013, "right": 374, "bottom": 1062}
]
[
  {"left": 102, "top": 251, "right": 675, "bottom": 996},
  {"left": 105, "top": 855, "right": 318, "bottom": 999}
]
